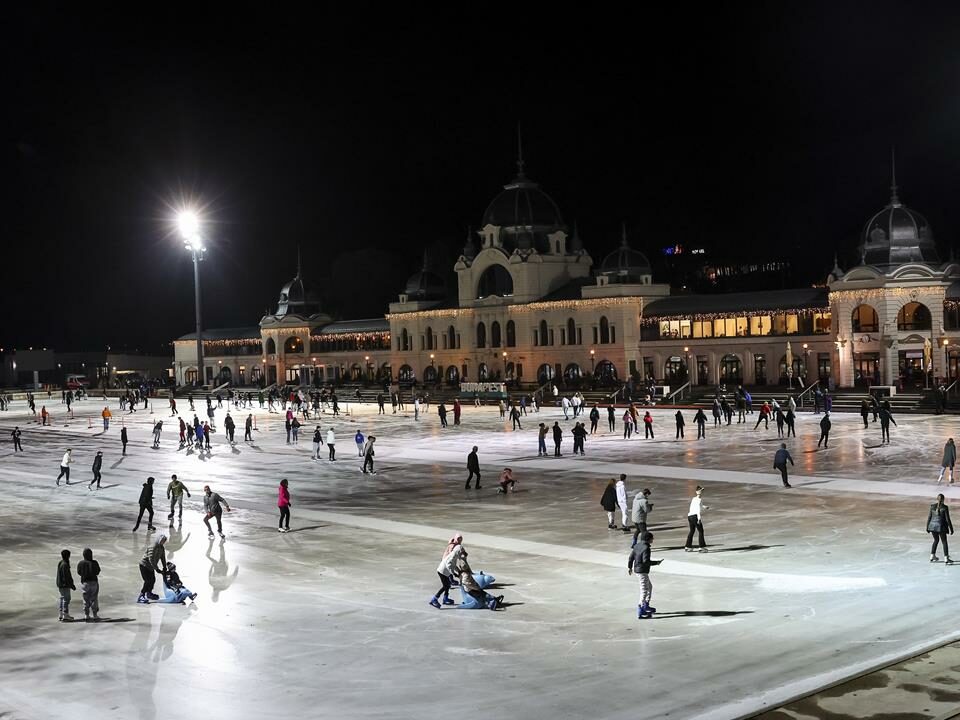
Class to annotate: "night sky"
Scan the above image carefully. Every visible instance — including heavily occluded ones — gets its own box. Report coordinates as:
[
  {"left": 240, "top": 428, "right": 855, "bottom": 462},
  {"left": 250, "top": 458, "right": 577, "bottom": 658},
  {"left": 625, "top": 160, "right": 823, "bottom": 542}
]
[{"left": 7, "top": 3, "right": 960, "bottom": 353}]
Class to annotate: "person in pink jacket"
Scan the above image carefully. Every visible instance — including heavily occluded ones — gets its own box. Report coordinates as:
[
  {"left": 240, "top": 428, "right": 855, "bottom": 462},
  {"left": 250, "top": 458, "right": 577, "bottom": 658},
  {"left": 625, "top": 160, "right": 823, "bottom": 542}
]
[{"left": 277, "top": 479, "right": 291, "bottom": 533}]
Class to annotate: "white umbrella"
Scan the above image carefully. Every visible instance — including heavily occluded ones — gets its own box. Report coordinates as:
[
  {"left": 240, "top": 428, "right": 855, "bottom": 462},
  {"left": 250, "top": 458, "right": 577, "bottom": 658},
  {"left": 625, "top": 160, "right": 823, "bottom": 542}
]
[{"left": 785, "top": 341, "right": 794, "bottom": 387}]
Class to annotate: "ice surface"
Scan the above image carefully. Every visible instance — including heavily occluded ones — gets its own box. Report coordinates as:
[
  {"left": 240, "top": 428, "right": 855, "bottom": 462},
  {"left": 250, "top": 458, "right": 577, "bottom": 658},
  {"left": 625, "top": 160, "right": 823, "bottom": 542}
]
[{"left": 2, "top": 398, "right": 959, "bottom": 719}]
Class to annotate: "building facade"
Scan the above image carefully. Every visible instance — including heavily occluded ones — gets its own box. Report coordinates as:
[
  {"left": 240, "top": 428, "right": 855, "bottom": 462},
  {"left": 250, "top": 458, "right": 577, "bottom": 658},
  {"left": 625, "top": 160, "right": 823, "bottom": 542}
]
[{"left": 173, "top": 159, "right": 960, "bottom": 391}]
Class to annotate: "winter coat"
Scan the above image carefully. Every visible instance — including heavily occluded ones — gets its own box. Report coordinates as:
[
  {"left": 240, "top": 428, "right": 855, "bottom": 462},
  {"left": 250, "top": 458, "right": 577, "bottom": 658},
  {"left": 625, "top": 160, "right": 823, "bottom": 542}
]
[
  {"left": 820, "top": 416, "right": 831, "bottom": 432},
  {"left": 773, "top": 448, "right": 794, "bottom": 468},
  {"left": 278, "top": 485, "right": 290, "bottom": 508},
  {"left": 615, "top": 480, "right": 628, "bottom": 509},
  {"left": 92, "top": 455, "right": 102, "bottom": 472},
  {"left": 694, "top": 409, "right": 707, "bottom": 425},
  {"left": 57, "top": 559, "right": 76, "bottom": 590},
  {"left": 467, "top": 451, "right": 480, "bottom": 471},
  {"left": 943, "top": 442, "right": 957, "bottom": 468},
  {"left": 326, "top": 429, "right": 335, "bottom": 445},
  {"left": 600, "top": 484, "right": 617, "bottom": 512},
  {"left": 675, "top": 411, "right": 684, "bottom": 427},
  {"left": 138, "top": 482, "right": 153, "bottom": 507},
  {"left": 628, "top": 542, "right": 652, "bottom": 574},
  {"left": 631, "top": 493, "right": 652, "bottom": 525},
  {"left": 927, "top": 503, "right": 954, "bottom": 534},
  {"left": 437, "top": 544, "right": 465, "bottom": 577}
]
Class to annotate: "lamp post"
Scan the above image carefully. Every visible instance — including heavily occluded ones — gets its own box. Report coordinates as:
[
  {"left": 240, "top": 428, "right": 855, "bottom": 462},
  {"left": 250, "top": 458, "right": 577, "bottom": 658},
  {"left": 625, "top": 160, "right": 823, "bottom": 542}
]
[
  {"left": 502, "top": 351, "right": 508, "bottom": 381},
  {"left": 802, "top": 343, "right": 810, "bottom": 385},
  {"left": 683, "top": 346, "right": 690, "bottom": 384},
  {"left": 177, "top": 210, "right": 205, "bottom": 387},
  {"left": 430, "top": 353, "right": 435, "bottom": 385},
  {"left": 589, "top": 348, "right": 595, "bottom": 374},
  {"left": 364, "top": 355, "right": 371, "bottom": 382}
]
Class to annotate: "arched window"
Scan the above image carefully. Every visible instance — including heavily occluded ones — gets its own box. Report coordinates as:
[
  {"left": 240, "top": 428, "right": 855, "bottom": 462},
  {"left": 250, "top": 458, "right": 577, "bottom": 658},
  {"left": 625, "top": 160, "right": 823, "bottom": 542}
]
[
  {"left": 265, "top": 338, "right": 276, "bottom": 355},
  {"left": 445, "top": 365, "right": 460, "bottom": 385},
  {"left": 398, "top": 364, "right": 415, "bottom": 381},
  {"left": 564, "top": 363, "right": 583, "bottom": 381},
  {"left": 424, "top": 365, "right": 437, "bottom": 383},
  {"left": 506, "top": 320, "right": 516, "bottom": 347},
  {"left": 400, "top": 328, "right": 409, "bottom": 351},
  {"left": 476, "top": 322, "right": 487, "bottom": 348},
  {"left": 477, "top": 264, "right": 514, "bottom": 298},
  {"left": 719, "top": 354, "right": 743, "bottom": 383},
  {"left": 897, "top": 302, "right": 931, "bottom": 331},
  {"left": 852, "top": 305, "right": 879, "bottom": 333},
  {"left": 567, "top": 318, "right": 576, "bottom": 345},
  {"left": 491, "top": 321, "right": 502, "bottom": 348},
  {"left": 425, "top": 327, "right": 433, "bottom": 350},
  {"left": 284, "top": 336, "right": 304, "bottom": 354},
  {"left": 599, "top": 316, "right": 610, "bottom": 344},
  {"left": 448, "top": 325, "right": 456, "bottom": 349},
  {"left": 539, "top": 320, "right": 549, "bottom": 347}
]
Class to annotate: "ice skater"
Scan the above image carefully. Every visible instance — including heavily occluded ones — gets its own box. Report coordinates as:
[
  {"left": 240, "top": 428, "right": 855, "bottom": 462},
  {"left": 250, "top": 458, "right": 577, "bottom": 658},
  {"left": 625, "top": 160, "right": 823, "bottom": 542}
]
[
  {"left": 355, "top": 430, "right": 365, "bottom": 457},
  {"left": 245, "top": 414, "right": 253, "bottom": 441},
  {"left": 77, "top": 548, "right": 101, "bottom": 621},
  {"left": 589, "top": 404, "right": 600, "bottom": 434},
  {"left": 628, "top": 531, "right": 662, "bottom": 619},
  {"left": 312, "top": 426, "right": 322, "bottom": 459},
  {"left": 537, "top": 423, "right": 548, "bottom": 456},
  {"left": 12, "top": 426, "right": 22, "bottom": 452},
  {"left": 601, "top": 478, "right": 618, "bottom": 529},
  {"left": 430, "top": 532, "right": 465, "bottom": 608},
  {"left": 928, "top": 493, "right": 954, "bottom": 563},
  {"left": 166, "top": 474, "right": 191, "bottom": 525},
  {"left": 159, "top": 563, "right": 197, "bottom": 603},
  {"left": 938, "top": 438, "right": 956, "bottom": 485},
  {"left": 202, "top": 485, "right": 232, "bottom": 538},
  {"left": 496, "top": 467, "right": 516, "bottom": 494},
  {"left": 684, "top": 486, "right": 709, "bottom": 552},
  {"left": 120, "top": 426, "right": 128, "bottom": 455},
  {"left": 818, "top": 412, "right": 831, "bottom": 448},
  {"left": 694, "top": 408, "right": 707, "bottom": 439},
  {"left": 553, "top": 422, "right": 563, "bottom": 455},
  {"left": 152, "top": 420, "right": 163, "bottom": 448},
  {"left": 362, "top": 436, "right": 376, "bottom": 474},
  {"left": 56, "top": 448, "right": 72, "bottom": 486},
  {"left": 57, "top": 549, "right": 77, "bottom": 621},
  {"left": 465, "top": 446, "right": 481, "bottom": 489},
  {"left": 643, "top": 411, "right": 654, "bottom": 439},
  {"left": 133, "top": 477, "right": 157, "bottom": 531},
  {"left": 277, "top": 479, "right": 291, "bottom": 532},
  {"left": 675, "top": 410, "right": 684, "bottom": 439},
  {"left": 137, "top": 534, "right": 167, "bottom": 603},
  {"left": 879, "top": 404, "right": 897, "bottom": 443},
  {"left": 631, "top": 488, "right": 653, "bottom": 547},
  {"left": 326, "top": 426, "right": 336, "bottom": 460},
  {"left": 773, "top": 443, "right": 794, "bottom": 487},
  {"left": 616, "top": 474, "right": 630, "bottom": 530},
  {"left": 88, "top": 451, "right": 103, "bottom": 490}
]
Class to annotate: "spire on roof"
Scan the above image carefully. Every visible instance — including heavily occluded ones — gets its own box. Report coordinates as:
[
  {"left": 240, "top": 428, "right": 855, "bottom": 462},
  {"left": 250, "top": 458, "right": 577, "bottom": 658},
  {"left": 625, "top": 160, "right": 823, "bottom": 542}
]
[
  {"left": 515, "top": 122, "right": 526, "bottom": 180},
  {"left": 296, "top": 245, "right": 302, "bottom": 278},
  {"left": 621, "top": 222, "right": 629, "bottom": 248},
  {"left": 890, "top": 146, "right": 900, "bottom": 206}
]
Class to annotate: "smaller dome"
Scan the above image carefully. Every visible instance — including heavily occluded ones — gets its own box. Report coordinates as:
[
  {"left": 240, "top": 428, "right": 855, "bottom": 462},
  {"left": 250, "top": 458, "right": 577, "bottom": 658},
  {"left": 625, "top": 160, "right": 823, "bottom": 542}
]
[
  {"left": 276, "top": 270, "right": 321, "bottom": 317},
  {"left": 599, "top": 230, "right": 652, "bottom": 283},
  {"left": 404, "top": 269, "right": 446, "bottom": 300}
]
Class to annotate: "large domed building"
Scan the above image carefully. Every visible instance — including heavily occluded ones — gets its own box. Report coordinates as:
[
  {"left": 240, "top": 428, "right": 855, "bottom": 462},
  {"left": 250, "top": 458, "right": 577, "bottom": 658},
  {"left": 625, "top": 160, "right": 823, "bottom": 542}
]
[{"left": 173, "top": 148, "right": 960, "bottom": 392}]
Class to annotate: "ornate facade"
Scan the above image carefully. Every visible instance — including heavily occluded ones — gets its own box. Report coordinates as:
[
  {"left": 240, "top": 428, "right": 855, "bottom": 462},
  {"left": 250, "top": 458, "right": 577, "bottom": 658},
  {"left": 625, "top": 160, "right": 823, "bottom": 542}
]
[{"left": 173, "top": 157, "right": 960, "bottom": 391}]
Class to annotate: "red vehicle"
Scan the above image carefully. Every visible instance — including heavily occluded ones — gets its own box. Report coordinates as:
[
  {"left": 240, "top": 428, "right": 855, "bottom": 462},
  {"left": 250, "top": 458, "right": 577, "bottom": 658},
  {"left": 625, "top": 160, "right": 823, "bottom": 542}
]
[{"left": 65, "top": 374, "right": 90, "bottom": 390}]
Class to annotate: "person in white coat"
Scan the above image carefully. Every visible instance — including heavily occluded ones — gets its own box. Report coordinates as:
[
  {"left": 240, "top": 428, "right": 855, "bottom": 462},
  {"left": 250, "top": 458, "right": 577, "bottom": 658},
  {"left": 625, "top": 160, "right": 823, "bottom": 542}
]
[
  {"left": 561, "top": 396, "right": 571, "bottom": 419},
  {"left": 684, "top": 486, "right": 710, "bottom": 552},
  {"left": 430, "top": 532, "right": 464, "bottom": 608},
  {"left": 326, "top": 427, "right": 336, "bottom": 461},
  {"left": 615, "top": 474, "right": 630, "bottom": 530},
  {"left": 56, "top": 449, "right": 72, "bottom": 486},
  {"left": 414, "top": 397, "right": 421, "bottom": 421}
]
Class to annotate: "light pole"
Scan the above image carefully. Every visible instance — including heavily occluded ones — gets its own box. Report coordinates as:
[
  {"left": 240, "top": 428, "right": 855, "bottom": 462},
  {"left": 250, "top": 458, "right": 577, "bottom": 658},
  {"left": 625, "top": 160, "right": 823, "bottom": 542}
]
[
  {"left": 430, "top": 353, "right": 435, "bottom": 384},
  {"left": 802, "top": 343, "right": 810, "bottom": 385},
  {"left": 589, "top": 348, "right": 595, "bottom": 375},
  {"left": 177, "top": 210, "right": 205, "bottom": 387},
  {"left": 683, "top": 346, "right": 690, "bottom": 384},
  {"left": 502, "top": 351, "right": 508, "bottom": 381}
]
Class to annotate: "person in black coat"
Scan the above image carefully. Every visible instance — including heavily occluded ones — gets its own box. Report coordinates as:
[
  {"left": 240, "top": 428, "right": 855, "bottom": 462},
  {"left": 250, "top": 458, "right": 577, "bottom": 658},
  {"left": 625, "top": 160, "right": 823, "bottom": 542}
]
[
  {"left": 552, "top": 422, "right": 563, "bottom": 457},
  {"left": 818, "top": 412, "right": 831, "bottom": 448},
  {"left": 465, "top": 446, "right": 481, "bottom": 489},
  {"left": 773, "top": 443, "right": 794, "bottom": 487},
  {"left": 589, "top": 405, "right": 600, "bottom": 434},
  {"left": 600, "top": 478, "right": 618, "bottom": 529},
  {"left": 675, "top": 411, "right": 685, "bottom": 439},
  {"left": 89, "top": 451, "right": 103, "bottom": 490},
  {"left": 927, "top": 493, "right": 954, "bottom": 563},
  {"left": 607, "top": 405, "right": 616, "bottom": 432},
  {"left": 693, "top": 409, "right": 707, "bottom": 439},
  {"left": 133, "top": 477, "right": 156, "bottom": 531}
]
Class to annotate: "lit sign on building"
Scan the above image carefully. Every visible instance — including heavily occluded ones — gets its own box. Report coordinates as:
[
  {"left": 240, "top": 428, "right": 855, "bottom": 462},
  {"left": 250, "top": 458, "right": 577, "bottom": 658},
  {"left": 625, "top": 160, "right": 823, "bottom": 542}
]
[{"left": 662, "top": 245, "right": 705, "bottom": 256}]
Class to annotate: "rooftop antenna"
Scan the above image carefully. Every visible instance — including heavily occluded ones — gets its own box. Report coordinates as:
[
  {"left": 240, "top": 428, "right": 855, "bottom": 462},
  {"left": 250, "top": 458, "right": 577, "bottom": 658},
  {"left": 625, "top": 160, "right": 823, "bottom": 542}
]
[
  {"left": 890, "top": 146, "right": 900, "bottom": 206},
  {"left": 516, "top": 122, "right": 525, "bottom": 179},
  {"left": 296, "top": 245, "right": 302, "bottom": 278},
  {"left": 621, "top": 221, "right": 629, "bottom": 247}
]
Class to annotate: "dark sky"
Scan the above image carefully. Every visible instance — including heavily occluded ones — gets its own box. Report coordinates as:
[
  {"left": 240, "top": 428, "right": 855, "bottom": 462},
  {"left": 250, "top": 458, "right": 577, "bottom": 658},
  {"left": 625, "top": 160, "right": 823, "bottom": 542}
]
[{"left": 7, "top": 3, "right": 960, "bottom": 353}]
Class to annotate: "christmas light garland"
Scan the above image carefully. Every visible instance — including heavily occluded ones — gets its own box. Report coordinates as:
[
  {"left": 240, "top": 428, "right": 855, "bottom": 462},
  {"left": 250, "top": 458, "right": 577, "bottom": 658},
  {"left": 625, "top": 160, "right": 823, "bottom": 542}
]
[
  {"left": 829, "top": 286, "right": 947, "bottom": 304},
  {"left": 386, "top": 296, "right": 646, "bottom": 320},
  {"left": 639, "top": 307, "right": 830, "bottom": 326}
]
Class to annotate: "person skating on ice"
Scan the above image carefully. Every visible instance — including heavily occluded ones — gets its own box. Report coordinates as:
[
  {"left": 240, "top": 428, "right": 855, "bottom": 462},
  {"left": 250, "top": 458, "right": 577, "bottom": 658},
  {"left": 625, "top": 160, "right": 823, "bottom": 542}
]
[
  {"left": 167, "top": 474, "right": 191, "bottom": 526},
  {"left": 56, "top": 549, "right": 77, "bottom": 621},
  {"left": 773, "top": 443, "right": 794, "bottom": 487},
  {"left": 928, "top": 493, "right": 954, "bottom": 563},
  {"left": 694, "top": 408, "right": 707, "bottom": 439},
  {"left": 277, "top": 479, "right": 291, "bottom": 533},
  {"left": 879, "top": 403, "right": 897, "bottom": 444},
  {"left": 76, "top": 548, "right": 101, "bottom": 621},
  {"left": 631, "top": 488, "right": 653, "bottom": 547},
  {"left": 361, "top": 436, "right": 376, "bottom": 474},
  {"left": 628, "top": 531, "right": 662, "bottom": 619},
  {"left": 675, "top": 410, "right": 685, "bottom": 439},
  {"left": 137, "top": 534, "right": 167, "bottom": 603},
  {"left": 465, "top": 446, "right": 481, "bottom": 489},
  {"left": 12, "top": 426, "right": 22, "bottom": 452},
  {"left": 616, "top": 474, "right": 630, "bottom": 531},
  {"left": 355, "top": 430, "right": 365, "bottom": 457},
  {"left": 202, "top": 485, "right": 232, "bottom": 539},
  {"left": 133, "top": 477, "right": 157, "bottom": 531},
  {"left": 430, "top": 532, "right": 464, "bottom": 608},
  {"left": 600, "top": 478, "right": 618, "bottom": 529},
  {"left": 684, "top": 486, "right": 710, "bottom": 552},
  {"left": 818, "top": 412, "right": 831, "bottom": 449},
  {"left": 938, "top": 439, "right": 956, "bottom": 485},
  {"left": 497, "top": 467, "right": 516, "bottom": 494},
  {"left": 56, "top": 448, "right": 72, "bottom": 486}
]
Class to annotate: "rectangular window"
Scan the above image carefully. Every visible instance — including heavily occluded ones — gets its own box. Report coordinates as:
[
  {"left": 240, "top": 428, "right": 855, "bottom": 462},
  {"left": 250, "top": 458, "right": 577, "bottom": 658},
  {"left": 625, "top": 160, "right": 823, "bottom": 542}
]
[
  {"left": 560, "top": 329, "right": 566, "bottom": 345},
  {"left": 516, "top": 363, "right": 523, "bottom": 378},
  {"left": 533, "top": 330, "right": 539, "bottom": 347},
  {"left": 442, "top": 335, "right": 447, "bottom": 349},
  {"left": 549, "top": 329, "right": 555, "bottom": 346},
  {"left": 735, "top": 317, "right": 748, "bottom": 337},
  {"left": 577, "top": 328, "right": 582, "bottom": 345},
  {"left": 814, "top": 312, "right": 832, "bottom": 334},
  {"left": 593, "top": 327, "right": 599, "bottom": 344},
  {"left": 610, "top": 326, "right": 616, "bottom": 344},
  {"left": 724, "top": 318, "right": 736, "bottom": 337},
  {"left": 714, "top": 318, "right": 726, "bottom": 337},
  {"left": 772, "top": 314, "right": 787, "bottom": 335},
  {"left": 456, "top": 334, "right": 461, "bottom": 349},
  {"left": 786, "top": 314, "right": 799, "bottom": 335}
]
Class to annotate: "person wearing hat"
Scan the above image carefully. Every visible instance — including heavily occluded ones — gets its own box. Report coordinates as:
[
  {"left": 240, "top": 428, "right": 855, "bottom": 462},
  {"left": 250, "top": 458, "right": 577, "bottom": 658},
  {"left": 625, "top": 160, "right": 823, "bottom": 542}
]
[
  {"left": 88, "top": 451, "right": 103, "bottom": 490},
  {"left": 362, "top": 436, "right": 376, "bottom": 474},
  {"left": 628, "top": 531, "right": 662, "bottom": 618},
  {"left": 430, "top": 532, "right": 464, "bottom": 608},
  {"left": 818, "top": 412, "right": 831, "bottom": 449},
  {"left": 137, "top": 534, "right": 167, "bottom": 603}
]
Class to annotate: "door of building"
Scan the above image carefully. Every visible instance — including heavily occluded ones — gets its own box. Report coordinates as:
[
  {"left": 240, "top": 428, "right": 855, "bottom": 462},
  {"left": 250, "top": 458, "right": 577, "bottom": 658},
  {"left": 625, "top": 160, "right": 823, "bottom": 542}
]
[{"left": 853, "top": 352, "right": 880, "bottom": 388}]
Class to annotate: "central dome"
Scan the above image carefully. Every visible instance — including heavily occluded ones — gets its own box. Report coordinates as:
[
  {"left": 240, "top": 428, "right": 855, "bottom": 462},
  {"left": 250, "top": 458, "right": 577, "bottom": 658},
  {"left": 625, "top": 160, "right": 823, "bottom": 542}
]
[
  {"left": 482, "top": 177, "right": 565, "bottom": 230},
  {"left": 859, "top": 192, "right": 937, "bottom": 266}
]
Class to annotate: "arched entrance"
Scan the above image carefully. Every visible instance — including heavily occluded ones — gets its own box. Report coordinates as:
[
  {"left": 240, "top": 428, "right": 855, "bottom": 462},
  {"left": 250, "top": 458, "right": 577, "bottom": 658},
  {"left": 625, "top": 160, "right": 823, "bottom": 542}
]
[
  {"left": 719, "top": 354, "right": 742, "bottom": 384},
  {"left": 594, "top": 360, "right": 618, "bottom": 385},
  {"left": 445, "top": 365, "right": 460, "bottom": 385},
  {"left": 537, "top": 363, "right": 555, "bottom": 384},
  {"left": 664, "top": 356, "right": 687, "bottom": 384},
  {"left": 564, "top": 363, "right": 583, "bottom": 383},
  {"left": 897, "top": 302, "right": 931, "bottom": 331},
  {"left": 217, "top": 366, "right": 232, "bottom": 385},
  {"left": 478, "top": 363, "right": 489, "bottom": 381},
  {"left": 398, "top": 364, "right": 415, "bottom": 382},
  {"left": 424, "top": 365, "right": 438, "bottom": 383}
]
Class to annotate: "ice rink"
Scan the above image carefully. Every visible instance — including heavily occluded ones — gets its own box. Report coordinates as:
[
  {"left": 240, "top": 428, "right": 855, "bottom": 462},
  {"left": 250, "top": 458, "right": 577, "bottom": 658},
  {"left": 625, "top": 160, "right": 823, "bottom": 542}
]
[{"left": 3, "top": 395, "right": 960, "bottom": 719}]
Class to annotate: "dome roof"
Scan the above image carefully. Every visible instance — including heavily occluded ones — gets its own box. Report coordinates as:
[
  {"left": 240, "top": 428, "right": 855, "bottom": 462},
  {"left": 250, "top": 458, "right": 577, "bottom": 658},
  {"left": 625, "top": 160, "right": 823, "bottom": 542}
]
[
  {"left": 859, "top": 191, "right": 938, "bottom": 266},
  {"left": 482, "top": 177, "right": 565, "bottom": 230},
  {"left": 599, "top": 230, "right": 652, "bottom": 283},
  {"left": 275, "top": 267, "right": 321, "bottom": 317},
  {"left": 403, "top": 269, "right": 446, "bottom": 300}
]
